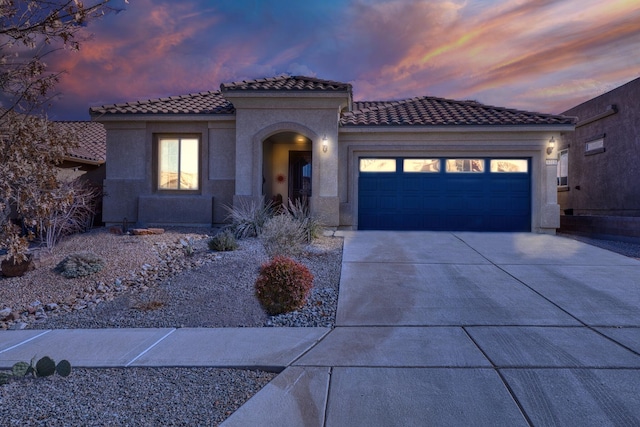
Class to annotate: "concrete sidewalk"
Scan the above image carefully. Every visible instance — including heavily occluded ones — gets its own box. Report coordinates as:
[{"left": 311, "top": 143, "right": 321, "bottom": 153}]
[{"left": 2, "top": 231, "right": 640, "bottom": 426}]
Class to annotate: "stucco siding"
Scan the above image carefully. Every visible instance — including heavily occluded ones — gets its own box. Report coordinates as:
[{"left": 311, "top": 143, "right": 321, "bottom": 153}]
[
  {"left": 102, "top": 179, "right": 146, "bottom": 224},
  {"left": 138, "top": 195, "right": 213, "bottom": 226},
  {"left": 560, "top": 77, "right": 640, "bottom": 216},
  {"left": 102, "top": 120, "right": 237, "bottom": 227},
  {"left": 105, "top": 125, "right": 147, "bottom": 179}
]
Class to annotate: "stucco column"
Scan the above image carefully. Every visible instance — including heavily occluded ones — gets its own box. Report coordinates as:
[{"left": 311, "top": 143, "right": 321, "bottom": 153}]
[
  {"left": 540, "top": 157, "right": 560, "bottom": 231},
  {"left": 311, "top": 130, "right": 340, "bottom": 227}
]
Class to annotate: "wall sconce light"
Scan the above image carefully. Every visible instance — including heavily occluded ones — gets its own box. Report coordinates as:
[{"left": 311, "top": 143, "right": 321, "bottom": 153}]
[
  {"left": 546, "top": 136, "right": 556, "bottom": 155},
  {"left": 322, "top": 135, "right": 328, "bottom": 152}
]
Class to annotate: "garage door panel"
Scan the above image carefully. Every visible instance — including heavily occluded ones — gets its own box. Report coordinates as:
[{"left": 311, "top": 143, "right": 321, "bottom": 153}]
[{"left": 358, "top": 157, "right": 531, "bottom": 231}]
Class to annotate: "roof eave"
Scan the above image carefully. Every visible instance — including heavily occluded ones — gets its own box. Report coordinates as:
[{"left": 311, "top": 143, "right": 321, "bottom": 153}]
[
  {"left": 221, "top": 90, "right": 350, "bottom": 99},
  {"left": 339, "top": 124, "right": 576, "bottom": 133},
  {"left": 62, "top": 156, "right": 105, "bottom": 166},
  {"left": 90, "top": 113, "right": 236, "bottom": 122}
]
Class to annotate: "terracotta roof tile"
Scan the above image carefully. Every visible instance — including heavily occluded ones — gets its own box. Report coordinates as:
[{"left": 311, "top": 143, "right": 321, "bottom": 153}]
[
  {"left": 89, "top": 91, "right": 234, "bottom": 116},
  {"left": 345, "top": 97, "right": 576, "bottom": 126},
  {"left": 220, "top": 75, "right": 352, "bottom": 92},
  {"left": 89, "top": 76, "right": 574, "bottom": 127},
  {"left": 54, "top": 121, "right": 106, "bottom": 164}
]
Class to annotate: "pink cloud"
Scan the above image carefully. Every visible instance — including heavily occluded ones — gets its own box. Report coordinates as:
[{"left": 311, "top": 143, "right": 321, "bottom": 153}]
[{"left": 43, "top": 0, "right": 640, "bottom": 119}]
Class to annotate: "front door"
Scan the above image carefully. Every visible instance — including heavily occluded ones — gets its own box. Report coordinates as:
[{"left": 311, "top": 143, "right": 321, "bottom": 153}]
[{"left": 289, "top": 151, "right": 312, "bottom": 203}]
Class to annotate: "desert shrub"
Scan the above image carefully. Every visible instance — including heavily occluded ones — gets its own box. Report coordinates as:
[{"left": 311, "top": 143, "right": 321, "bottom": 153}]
[
  {"left": 255, "top": 256, "right": 314, "bottom": 315},
  {"left": 55, "top": 251, "right": 105, "bottom": 278},
  {"left": 180, "top": 237, "right": 196, "bottom": 256},
  {"left": 208, "top": 229, "right": 238, "bottom": 251},
  {"left": 38, "top": 178, "right": 102, "bottom": 250},
  {"left": 285, "top": 198, "right": 322, "bottom": 242},
  {"left": 224, "top": 197, "right": 274, "bottom": 239},
  {"left": 260, "top": 214, "right": 307, "bottom": 258}
]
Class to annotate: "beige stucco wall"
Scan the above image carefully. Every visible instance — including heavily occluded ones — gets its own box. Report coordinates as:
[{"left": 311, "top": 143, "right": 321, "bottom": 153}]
[
  {"left": 98, "top": 95, "right": 569, "bottom": 233},
  {"left": 100, "top": 118, "right": 236, "bottom": 226},
  {"left": 337, "top": 128, "right": 565, "bottom": 233},
  {"left": 224, "top": 92, "right": 348, "bottom": 226}
]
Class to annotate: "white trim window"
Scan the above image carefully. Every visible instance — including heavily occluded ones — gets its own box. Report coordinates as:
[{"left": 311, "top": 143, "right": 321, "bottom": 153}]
[
  {"left": 585, "top": 136, "right": 605, "bottom": 155},
  {"left": 158, "top": 137, "right": 199, "bottom": 190},
  {"left": 557, "top": 149, "right": 568, "bottom": 188}
]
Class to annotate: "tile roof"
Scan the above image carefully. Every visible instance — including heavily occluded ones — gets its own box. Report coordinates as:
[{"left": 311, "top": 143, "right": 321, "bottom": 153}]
[
  {"left": 54, "top": 121, "right": 106, "bottom": 164},
  {"left": 89, "top": 75, "right": 574, "bottom": 127},
  {"left": 220, "top": 75, "right": 352, "bottom": 92},
  {"left": 89, "top": 91, "right": 234, "bottom": 116},
  {"left": 344, "top": 97, "right": 576, "bottom": 126}
]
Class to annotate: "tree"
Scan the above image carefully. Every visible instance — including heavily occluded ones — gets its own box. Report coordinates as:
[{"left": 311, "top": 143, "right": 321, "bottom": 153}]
[
  {"left": 0, "top": 1, "right": 127, "bottom": 264},
  {"left": 0, "top": 109, "right": 78, "bottom": 261},
  {"left": 1, "top": 0, "right": 127, "bottom": 116}
]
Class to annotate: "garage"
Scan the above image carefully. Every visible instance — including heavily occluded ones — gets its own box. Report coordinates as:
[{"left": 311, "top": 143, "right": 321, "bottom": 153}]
[{"left": 358, "top": 157, "right": 531, "bottom": 231}]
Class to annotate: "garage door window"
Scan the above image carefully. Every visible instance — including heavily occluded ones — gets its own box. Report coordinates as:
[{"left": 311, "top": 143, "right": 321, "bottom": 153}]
[
  {"left": 403, "top": 159, "right": 440, "bottom": 172},
  {"left": 359, "top": 158, "right": 396, "bottom": 172},
  {"left": 446, "top": 159, "right": 484, "bottom": 173},
  {"left": 490, "top": 159, "right": 528, "bottom": 173}
]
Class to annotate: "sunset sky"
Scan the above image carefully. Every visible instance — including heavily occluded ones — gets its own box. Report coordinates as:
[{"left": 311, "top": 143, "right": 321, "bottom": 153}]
[{"left": 44, "top": 0, "right": 640, "bottom": 121}]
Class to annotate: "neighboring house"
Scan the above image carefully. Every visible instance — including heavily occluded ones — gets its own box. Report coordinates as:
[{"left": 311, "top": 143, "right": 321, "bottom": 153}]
[
  {"left": 54, "top": 121, "right": 106, "bottom": 184},
  {"left": 558, "top": 76, "right": 640, "bottom": 241},
  {"left": 90, "top": 75, "right": 575, "bottom": 233}
]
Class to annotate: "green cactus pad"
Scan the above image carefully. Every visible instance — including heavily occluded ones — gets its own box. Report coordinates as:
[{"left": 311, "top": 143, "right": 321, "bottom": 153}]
[
  {"left": 35, "top": 356, "right": 56, "bottom": 377},
  {"left": 0, "top": 372, "right": 10, "bottom": 385},
  {"left": 56, "top": 360, "right": 72, "bottom": 377},
  {"left": 12, "top": 361, "right": 30, "bottom": 377}
]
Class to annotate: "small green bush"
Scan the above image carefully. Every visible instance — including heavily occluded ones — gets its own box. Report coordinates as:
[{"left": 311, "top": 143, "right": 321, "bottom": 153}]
[
  {"left": 255, "top": 256, "right": 314, "bottom": 315},
  {"left": 55, "top": 251, "right": 105, "bottom": 278},
  {"left": 208, "top": 229, "right": 239, "bottom": 251},
  {"left": 260, "top": 214, "right": 307, "bottom": 257},
  {"left": 224, "top": 197, "right": 274, "bottom": 239}
]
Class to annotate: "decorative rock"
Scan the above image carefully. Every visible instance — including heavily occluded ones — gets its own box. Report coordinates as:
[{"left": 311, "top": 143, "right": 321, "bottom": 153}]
[
  {"left": 45, "top": 303, "right": 59, "bottom": 311},
  {"left": 9, "top": 321, "right": 27, "bottom": 330},
  {"left": 131, "top": 228, "right": 165, "bottom": 235},
  {"left": 0, "top": 307, "right": 11, "bottom": 319}
]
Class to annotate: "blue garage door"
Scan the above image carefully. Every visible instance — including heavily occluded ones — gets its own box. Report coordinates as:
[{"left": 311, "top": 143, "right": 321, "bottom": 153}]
[{"left": 358, "top": 158, "right": 531, "bottom": 231}]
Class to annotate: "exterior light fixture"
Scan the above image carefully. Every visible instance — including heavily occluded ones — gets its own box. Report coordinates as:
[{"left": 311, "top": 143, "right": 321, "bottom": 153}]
[
  {"left": 546, "top": 136, "right": 556, "bottom": 155},
  {"left": 322, "top": 135, "right": 328, "bottom": 152}
]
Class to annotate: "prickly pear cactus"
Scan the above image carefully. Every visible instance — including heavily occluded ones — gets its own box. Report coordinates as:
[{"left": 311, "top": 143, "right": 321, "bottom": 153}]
[
  {"left": 0, "top": 372, "right": 10, "bottom": 385},
  {"left": 56, "top": 360, "right": 72, "bottom": 377},
  {"left": 35, "top": 356, "right": 56, "bottom": 377},
  {"left": 12, "top": 361, "right": 30, "bottom": 377}
]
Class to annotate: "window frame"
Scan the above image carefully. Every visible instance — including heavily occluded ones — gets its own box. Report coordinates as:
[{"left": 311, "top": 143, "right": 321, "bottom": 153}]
[
  {"left": 154, "top": 134, "right": 201, "bottom": 193},
  {"left": 359, "top": 158, "right": 397, "bottom": 173},
  {"left": 445, "top": 158, "right": 485, "bottom": 173},
  {"left": 557, "top": 149, "right": 569, "bottom": 190},
  {"left": 585, "top": 134, "right": 605, "bottom": 156}
]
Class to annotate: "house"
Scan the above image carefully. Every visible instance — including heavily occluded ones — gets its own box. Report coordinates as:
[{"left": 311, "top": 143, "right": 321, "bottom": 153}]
[
  {"left": 558, "top": 76, "right": 640, "bottom": 241},
  {"left": 90, "top": 75, "right": 575, "bottom": 232},
  {"left": 54, "top": 121, "right": 106, "bottom": 185}
]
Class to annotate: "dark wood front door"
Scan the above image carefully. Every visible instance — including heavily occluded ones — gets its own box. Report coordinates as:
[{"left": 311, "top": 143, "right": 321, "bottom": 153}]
[{"left": 289, "top": 151, "right": 312, "bottom": 203}]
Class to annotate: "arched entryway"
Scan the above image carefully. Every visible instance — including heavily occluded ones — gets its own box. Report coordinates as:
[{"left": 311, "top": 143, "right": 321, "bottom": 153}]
[{"left": 262, "top": 131, "right": 312, "bottom": 207}]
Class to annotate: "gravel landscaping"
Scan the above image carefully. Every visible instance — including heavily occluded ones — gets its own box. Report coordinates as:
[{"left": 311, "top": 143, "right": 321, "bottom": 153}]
[
  {"left": 0, "top": 227, "right": 342, "bottom": 426},
  {"left": 0, "top": 228, "right": 343, "bottom": 330}
]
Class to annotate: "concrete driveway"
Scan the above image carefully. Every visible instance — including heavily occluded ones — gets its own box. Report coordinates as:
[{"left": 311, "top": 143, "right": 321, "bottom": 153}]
[
  {"left": 227, "top": 231, "right": 640, "bottom": 426},
  {"left": 3, "top": 231, "right": 640, "bottom": 425}
]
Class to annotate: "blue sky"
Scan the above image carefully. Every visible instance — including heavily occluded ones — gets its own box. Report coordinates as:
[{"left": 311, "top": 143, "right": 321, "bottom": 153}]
[{"left": 46, "top": 0, "right": 640, "bottom": 120}]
